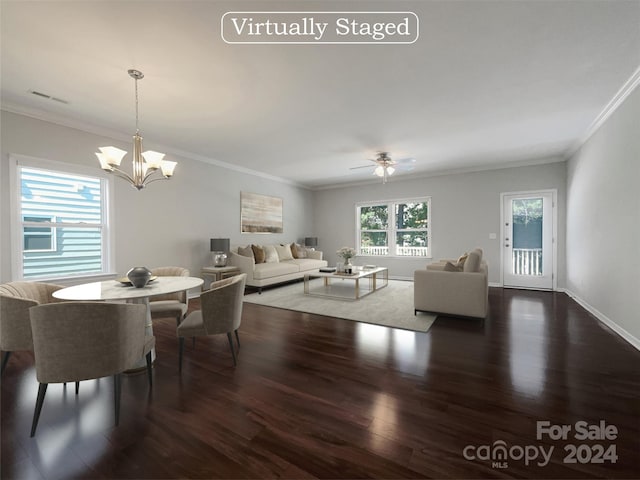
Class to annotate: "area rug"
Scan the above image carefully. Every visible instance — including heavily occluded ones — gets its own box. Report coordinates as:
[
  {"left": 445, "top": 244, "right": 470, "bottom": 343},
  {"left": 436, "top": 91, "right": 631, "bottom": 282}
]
[{"left": 243, "top": 279, "right": 436, "bottom": 332}]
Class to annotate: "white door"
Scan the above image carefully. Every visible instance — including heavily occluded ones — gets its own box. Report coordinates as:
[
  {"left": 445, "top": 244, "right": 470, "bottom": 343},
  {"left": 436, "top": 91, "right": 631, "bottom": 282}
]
[{"left": 502, "top": 191, "right": 555, "bottom": 290}]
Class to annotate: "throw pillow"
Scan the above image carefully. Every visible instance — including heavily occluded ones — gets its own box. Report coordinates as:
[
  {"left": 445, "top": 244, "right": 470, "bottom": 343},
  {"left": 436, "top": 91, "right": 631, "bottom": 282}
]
[
  {"left": 251, "top": 244, "right": 265, "bottom": 264},
  {"left": 238, "top": 245, "right": 254, "bottom": 258},
  {"left": 290, "top": 243, "right": 299, "bottom": 259},
  {"left": 455, "top": 253, "right": 468, "bottom": 269},
  {"left": 263, "top": 245, "right": 279, "bottom": 263},
  {"left": 463, "top": 250, "right": 481, "bottom": 272},
  {"left": 294, "top": 243, "right": 308, "bottom": 259},
  {"left": 276, "top": 244, "right": 294, "bottom": 261},
  {"left": 444, "top": 261, "right": 462, "bottom": 272}
]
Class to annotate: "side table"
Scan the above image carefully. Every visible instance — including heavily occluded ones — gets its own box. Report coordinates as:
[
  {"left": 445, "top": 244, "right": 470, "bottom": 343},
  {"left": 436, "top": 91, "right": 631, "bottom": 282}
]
[{"left": 201, "top": 266, "right": 241, "bottom": 289}]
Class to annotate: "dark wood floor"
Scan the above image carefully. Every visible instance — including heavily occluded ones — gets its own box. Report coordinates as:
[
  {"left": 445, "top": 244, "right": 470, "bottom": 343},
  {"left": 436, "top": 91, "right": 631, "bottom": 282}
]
[{"left": 2, "top": 287, "right": 639, "bottom": 479}]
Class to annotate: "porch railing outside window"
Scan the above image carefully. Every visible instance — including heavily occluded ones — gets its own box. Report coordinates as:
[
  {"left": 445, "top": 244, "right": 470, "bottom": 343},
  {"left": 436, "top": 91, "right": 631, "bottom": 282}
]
[
  {"left": 360, "top": 245, "right": 429, "bottom": 256},
  {"left": 512, "top": 248, "right": 543, "bottom": 276}
]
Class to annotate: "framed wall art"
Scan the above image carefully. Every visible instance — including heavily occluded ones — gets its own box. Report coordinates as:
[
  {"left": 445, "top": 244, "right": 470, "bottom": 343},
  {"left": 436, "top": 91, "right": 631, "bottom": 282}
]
[{"left": 240, "top": 191, "right": 283, "bottom": 233}]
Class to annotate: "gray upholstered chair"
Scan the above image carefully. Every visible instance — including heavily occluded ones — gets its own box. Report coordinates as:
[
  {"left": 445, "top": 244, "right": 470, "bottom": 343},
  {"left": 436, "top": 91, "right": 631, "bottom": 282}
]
[
  {"left": 177, "top": 273, "right": 246, "bottom": 371},
  {"left": 28, "top": 301, "right": 155, "bottom": 437},
  {"left": 414, "top": 248, "right": 489, "bottom": 318},
  {"left": 149, "top": 266, "right": 190, "bottom": 325},
  {"left": 0, "top": 281, "right": 64, "bottom": 374}
]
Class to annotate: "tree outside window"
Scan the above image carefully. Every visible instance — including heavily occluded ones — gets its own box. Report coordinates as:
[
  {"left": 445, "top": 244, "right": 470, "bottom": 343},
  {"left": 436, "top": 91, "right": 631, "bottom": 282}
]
[{"left": 357, "top": 198, "right": 430, "bottom": 257}]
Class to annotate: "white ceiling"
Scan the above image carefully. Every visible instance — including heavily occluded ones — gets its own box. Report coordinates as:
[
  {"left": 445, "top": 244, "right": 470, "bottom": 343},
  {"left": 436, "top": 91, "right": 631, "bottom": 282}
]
[{"left": 2, "top": 1, "right": 639, "bottom": 188}]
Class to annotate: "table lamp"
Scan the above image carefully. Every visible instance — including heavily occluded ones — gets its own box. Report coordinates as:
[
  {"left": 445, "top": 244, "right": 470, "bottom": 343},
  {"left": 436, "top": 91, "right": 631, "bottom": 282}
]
[
  {"left": 305, "top": 237, "right": 318, "bottom": 250},
  {"left": 210, "top": 238, "right": 230, "bottom": 267}
]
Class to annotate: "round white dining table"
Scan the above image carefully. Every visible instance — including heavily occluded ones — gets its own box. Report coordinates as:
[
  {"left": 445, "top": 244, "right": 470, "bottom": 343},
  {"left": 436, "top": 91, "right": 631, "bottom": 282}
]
[{"left": 53, "top": 276, "right": 204, "bottom": 369}]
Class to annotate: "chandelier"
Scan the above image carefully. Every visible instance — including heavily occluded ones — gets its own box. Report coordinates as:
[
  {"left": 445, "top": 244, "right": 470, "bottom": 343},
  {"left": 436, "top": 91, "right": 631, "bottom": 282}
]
[{"left": 95, "top": 69, "right": 176, "bottom": 190}]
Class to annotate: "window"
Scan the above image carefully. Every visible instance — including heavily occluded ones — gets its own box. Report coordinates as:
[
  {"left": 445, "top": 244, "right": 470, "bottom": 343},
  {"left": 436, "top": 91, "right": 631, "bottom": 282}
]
[
  {"left": 13, "top": 157, "right": 112, "bottom": 280},
  {"left": 357, "top": 198, "right": 430, "bottom": 257},
  {"left": 23, "top": 215, "right": 56, "bottom": 252}
]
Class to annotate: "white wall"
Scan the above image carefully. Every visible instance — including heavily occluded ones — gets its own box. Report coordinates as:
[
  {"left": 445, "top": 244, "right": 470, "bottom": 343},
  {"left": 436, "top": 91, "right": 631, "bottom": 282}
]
[
  {"left": 313, "top": 161, "right": 567, "bottom": 285},
  {"left": 566, "top": 85, "right": 640, "bottom": 345},
  {"left": 0, "top": 111, "right": 314, "bottom": 283}
]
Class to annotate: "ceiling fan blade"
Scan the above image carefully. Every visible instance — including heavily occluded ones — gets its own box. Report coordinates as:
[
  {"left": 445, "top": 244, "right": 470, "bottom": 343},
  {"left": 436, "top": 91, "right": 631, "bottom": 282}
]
[
  {"left": 349, "top": 165, "right": 375, "bottom": 170},
  {"left": 395, "top": 157, "right": 416, "bottom": 164}
]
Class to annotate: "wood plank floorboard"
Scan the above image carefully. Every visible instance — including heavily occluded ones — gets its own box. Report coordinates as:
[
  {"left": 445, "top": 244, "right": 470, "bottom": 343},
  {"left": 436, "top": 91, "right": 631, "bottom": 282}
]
[{"left": 2, "top": 287, "right": 639, "bottom": 479}]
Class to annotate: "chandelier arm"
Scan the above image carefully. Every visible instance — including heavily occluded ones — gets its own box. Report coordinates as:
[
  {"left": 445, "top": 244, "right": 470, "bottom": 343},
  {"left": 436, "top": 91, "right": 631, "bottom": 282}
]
[
  {"left": 141, "top": 170, "right": 163, "bottom": 184},
  {"left": 142, "top": 176, "right": 170, "bottom": 186},
  {"left": 108, "top": 167, "right": 137, "bottom": 185}
]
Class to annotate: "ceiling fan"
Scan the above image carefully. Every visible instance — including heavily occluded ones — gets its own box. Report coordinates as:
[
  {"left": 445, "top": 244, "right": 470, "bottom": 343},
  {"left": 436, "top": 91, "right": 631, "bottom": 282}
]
[{"left": 350, "top": 152, "right": 416, "bottom": 183}]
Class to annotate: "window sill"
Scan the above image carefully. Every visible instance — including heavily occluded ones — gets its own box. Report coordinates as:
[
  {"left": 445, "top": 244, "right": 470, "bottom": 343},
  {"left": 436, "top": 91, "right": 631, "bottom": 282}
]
[{"left": 21, "top": 272, "right": 118, "bottom": 286}]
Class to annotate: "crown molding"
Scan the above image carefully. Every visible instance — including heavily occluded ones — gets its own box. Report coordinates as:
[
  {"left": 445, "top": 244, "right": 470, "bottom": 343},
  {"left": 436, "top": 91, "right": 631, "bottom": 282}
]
[
  {"left": 1, "top": 103, "right": 305, "bottom": 189},
  {"left": 564, "top": 65, "right": 640, "bottom": 159},
  {"left": 310, "top": 155, "right": 566, "bottom": 191}
]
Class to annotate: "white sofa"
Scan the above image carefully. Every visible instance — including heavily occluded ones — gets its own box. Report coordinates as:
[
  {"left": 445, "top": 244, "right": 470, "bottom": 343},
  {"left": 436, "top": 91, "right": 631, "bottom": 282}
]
[
  {"left": 414, "top": 248, "right": 489, "bottom": 318},
  {"left": 228, "top": 244, "right": 327, "bottom": 292}
]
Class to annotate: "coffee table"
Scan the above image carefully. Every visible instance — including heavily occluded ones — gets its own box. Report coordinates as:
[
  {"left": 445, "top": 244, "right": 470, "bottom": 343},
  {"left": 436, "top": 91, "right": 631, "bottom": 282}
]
[{"left": 303, "top": 267, "right": 388, "bottom": 300}]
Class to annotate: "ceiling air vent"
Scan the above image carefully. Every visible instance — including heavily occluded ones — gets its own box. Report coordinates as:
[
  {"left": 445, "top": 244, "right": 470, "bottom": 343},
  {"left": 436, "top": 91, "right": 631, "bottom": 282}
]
[{"left": 29, "top": 90, "right": 69, "bottom": 104}]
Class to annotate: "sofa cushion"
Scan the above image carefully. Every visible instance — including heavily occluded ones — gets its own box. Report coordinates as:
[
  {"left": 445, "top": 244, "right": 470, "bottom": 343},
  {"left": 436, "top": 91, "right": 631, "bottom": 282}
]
[
  {"left": 238, "top": 245, "right": 254, "bottom": 258},
  {"left": 252, "top": 244, "right": 266, "bottom": 263},
  {"left": 285, "top": 258, "right": 327, "bottom": 272},
  {"left": 253, "top": 262, "right": 299, "bottom": 280},
  {"left": 263, "top": 245, "right": 279, "bottom": 263},
  {"left": 276, "top": 244, "right": 294, "bottom": 261},
  {"left": 463, "top": 250, "right": 482, "bottom": 272}
]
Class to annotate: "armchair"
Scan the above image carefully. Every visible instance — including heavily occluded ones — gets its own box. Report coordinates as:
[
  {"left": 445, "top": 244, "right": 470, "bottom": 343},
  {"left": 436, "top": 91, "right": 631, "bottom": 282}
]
[
  {"left": 414, "top": 248, "right": 489, "bottom": 319},
  {"left": 177, "top": 273, "right": 246, "bottom": 370},
  {"left": 0, "top": 281, "right": 64, "bottom": 374},
  {"left": 29, "top": 301, "right": 154, "bottom": 436},
  {"left": 149, "top": 266, "right": 190, "bottom": 325}
]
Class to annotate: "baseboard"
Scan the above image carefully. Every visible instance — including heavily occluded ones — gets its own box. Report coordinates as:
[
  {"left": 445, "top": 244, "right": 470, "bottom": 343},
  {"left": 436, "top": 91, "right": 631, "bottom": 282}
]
[
  {"left": 564, "top": 289, "right": 640, "bottom": 352},
  {"left": 390, "top": 275, "right": 414, "bottom": 281}
]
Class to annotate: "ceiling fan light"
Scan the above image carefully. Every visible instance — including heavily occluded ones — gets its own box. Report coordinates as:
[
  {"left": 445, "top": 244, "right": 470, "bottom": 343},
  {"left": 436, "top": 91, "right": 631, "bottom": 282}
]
[
  {"left": 374, "top": 165, "right": 384, "bottom": 177},
  {"left": 386, "top": 166, "right": 395, "bottom": 175}
]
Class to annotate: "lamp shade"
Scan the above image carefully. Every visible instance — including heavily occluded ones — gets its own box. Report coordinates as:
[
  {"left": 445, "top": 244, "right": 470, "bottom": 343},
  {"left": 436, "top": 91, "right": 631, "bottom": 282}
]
[
  {"left": 304, "top": 237, "right": 318, "bottom": 247},
  {"left": 210, "top": 238, "right": 230, "bottom": 252}
]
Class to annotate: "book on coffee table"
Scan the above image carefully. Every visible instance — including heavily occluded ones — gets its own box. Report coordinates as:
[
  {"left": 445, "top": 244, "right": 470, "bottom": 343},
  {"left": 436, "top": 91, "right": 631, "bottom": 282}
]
[{"left": 319, "top": 267, "right": 337, "bottom": 273}]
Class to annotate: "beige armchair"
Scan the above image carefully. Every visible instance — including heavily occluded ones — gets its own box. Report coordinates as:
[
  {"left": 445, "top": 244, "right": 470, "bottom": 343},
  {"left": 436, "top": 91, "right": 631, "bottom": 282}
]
[
  {"left": 414, "top": 248, "right": 489, "bottom": 319},
  {"left": 177, "top": 273, "right": 246, "bottom": 371},
  {"left": 0, "top": 281, "right": 64, "bottom": 374},
  {"left": 149, "top": 266, "right": 190, "bottom": 325},
  {"left": 29, "top": 301, "right": 155, "bottom": 437}
]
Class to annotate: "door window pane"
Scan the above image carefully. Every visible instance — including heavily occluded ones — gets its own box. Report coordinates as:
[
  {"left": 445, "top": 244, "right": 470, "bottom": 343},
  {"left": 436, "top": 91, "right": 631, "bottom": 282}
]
[{"left": 512, "top": 198, "right": 543, "bottom": 276}]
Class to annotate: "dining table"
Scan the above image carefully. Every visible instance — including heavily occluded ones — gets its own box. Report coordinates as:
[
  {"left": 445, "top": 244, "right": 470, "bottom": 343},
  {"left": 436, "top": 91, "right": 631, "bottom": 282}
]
[{"left": 52, "top": 276, "right": 204, "bottom": 369}]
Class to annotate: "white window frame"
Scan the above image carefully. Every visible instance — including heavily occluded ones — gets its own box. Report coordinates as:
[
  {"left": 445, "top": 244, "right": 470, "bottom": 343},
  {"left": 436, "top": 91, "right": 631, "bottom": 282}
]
[
  {"left": 356, "top": 196, "right": 431, "bottom": 258},
  {"left": 10, "top": 154, "right": 116, "bottom": 282},
  {"left": 22, "top": 214, "right": 57, "bottom": 253}
]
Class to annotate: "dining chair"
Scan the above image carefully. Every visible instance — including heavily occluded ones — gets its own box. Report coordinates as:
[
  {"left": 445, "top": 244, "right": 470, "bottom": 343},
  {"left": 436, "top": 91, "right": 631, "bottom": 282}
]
[
  {"left": 28, "top": 301, "right": 155, "bottom": 437},
  {"left": 177, "top": 273, "right": 246, "bottom": 371},
  {"left": 0, "top": 281, "right": 64, "bottom": 374},
  {"left": 149, "top": 266, "right": 190, "bottom": 326}
]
